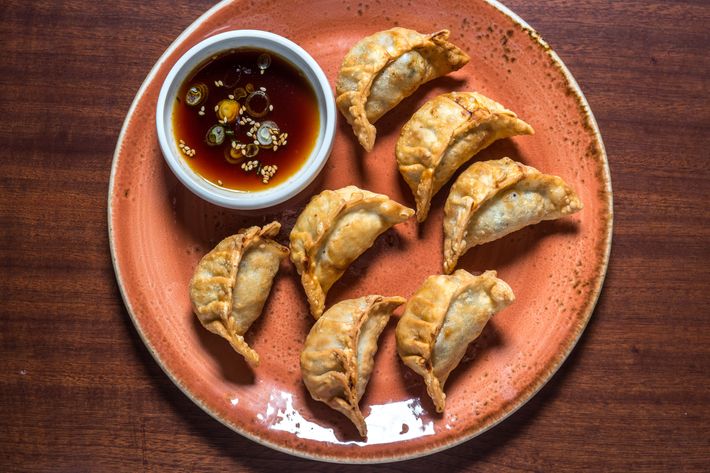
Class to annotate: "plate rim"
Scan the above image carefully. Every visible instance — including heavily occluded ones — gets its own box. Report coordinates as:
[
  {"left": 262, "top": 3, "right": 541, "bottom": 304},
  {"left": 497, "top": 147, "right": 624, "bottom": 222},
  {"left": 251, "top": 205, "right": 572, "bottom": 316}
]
[{"left": 108, "top": 0, "right": 613, "bottom": 464}]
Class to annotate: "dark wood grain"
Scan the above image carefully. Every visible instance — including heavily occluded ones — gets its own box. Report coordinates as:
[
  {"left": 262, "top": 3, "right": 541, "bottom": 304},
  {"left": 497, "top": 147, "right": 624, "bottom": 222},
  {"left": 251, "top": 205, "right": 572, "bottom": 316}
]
[{"left": 1, "top": 0, "right": 708, "bottom": 471}]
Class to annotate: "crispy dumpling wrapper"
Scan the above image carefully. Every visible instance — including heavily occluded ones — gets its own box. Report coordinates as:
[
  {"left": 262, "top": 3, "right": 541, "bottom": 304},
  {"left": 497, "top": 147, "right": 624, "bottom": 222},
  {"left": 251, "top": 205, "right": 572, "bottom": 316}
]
[
  {"left": 189, "top": 221, "right": 289, "bottom": 367},
  {"left": 396, "top": 270, "right": 514, "bottom": 412},
  {"left": 290, "top": 185, "right": 414, "bottom": 319},
  {"left": 443, "top": 157, "right": 583, "bottom": 273},
  {"left": 336, "top": 27, "right": 469, "bottom": 151},
  {"left": 396, "top": 91, "right": 534, "bottom": 222},
  {"left": 301, "top": 295, "right": 406, "bottom": 437}
]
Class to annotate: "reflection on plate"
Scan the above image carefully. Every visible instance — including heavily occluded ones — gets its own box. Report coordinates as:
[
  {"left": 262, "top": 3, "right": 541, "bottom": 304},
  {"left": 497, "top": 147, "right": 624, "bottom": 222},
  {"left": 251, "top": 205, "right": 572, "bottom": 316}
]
[
  {"left": 109, "top": 0, "right": 611, "bottom": 463},
  {"left": 264, "top": 390, "right": 435, "bottom": 446}
]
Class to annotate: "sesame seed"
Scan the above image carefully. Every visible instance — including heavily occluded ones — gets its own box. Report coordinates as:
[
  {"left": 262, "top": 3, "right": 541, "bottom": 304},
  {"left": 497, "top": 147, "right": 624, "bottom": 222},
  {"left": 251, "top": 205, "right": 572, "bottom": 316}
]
[
  {"left": 214, "top": 80, "right": 220, "bottom": 87},
  {"left": 214, "top": 105, "right": 219, "bottom": 112},
  {"left": 259, "top": 86, "right": 266, "bottom": 91},
  {"left": 217, "top": 179, "right": 223, "bottom": 186},
  {"left": 268, "top": 105, "right": 273, "bottom": 111},
  {"left": 228, "top": 95, "right": 234, "bottom": 100},
  {"left": 198, "top": 111, "right": 205, "bottom": 116}
]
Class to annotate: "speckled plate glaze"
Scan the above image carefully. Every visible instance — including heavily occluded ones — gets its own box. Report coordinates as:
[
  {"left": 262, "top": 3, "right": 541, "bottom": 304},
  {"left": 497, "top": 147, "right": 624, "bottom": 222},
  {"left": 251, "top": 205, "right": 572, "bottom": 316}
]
[{"left": 108, "top": 0, "right": 612, "bottom": 463}]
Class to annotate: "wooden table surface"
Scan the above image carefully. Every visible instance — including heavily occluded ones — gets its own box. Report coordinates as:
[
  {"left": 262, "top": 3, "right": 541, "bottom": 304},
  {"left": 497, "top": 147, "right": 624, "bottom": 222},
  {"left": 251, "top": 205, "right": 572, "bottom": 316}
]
[{"left": 1, "top": 0, "right": 708, "bottom": 471}]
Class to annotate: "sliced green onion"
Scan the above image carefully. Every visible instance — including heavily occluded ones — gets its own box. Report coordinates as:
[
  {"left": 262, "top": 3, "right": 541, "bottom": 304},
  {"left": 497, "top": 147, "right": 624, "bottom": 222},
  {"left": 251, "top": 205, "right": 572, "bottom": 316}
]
[
  {"left": 185, "top": 83, "right": 208, "bottom": 107},
  {"left": 245, "top": 90, "right": 270, "bottom": 118},
  {"left": 244, "top": 143, "right": 259, "bottom": 158},
  {"left": 256, "top": 120, "right": 279, "bottom": 146},
  {"left": 206, "top": 124, "right": 225, "bottom": 146},
  {"left": 257, "top": 53, "right": 271, "bottom": 73}
]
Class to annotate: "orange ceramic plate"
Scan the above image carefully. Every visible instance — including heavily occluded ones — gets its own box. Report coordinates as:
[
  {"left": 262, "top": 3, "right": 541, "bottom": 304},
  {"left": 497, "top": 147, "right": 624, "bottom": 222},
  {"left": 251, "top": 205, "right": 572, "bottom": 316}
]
[{"left": 108, "top": 0, "right": 612, "bottom": 463}]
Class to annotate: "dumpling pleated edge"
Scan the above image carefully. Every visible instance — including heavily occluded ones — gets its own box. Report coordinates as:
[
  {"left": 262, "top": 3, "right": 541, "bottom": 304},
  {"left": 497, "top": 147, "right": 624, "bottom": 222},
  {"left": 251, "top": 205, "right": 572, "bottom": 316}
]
[
  {"left": 336, "top": 27, "right": 469, "bottom": 152},
  {"left": 289, "top": 186, "right": 414, "bottom": 319},
  {"left": 300, "top": 295, "right": 407, "bottom": 437},
  {"left": 395, "top": 270, "right": 515, "bottom": 412},
  {"left": 443, "top": 157, "right": 583, "bottom": 274},
  {"left": 189, "top": 221, "right": 288, "bottom": 367}
]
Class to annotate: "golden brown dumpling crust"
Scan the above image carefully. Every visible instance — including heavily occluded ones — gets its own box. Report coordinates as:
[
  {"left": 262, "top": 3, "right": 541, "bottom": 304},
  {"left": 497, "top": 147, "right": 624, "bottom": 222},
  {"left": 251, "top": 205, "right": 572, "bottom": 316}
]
[
  {"left": 396, "top": 92, "right": 534, "bottom": 222},
  {"left": 189, "top": 222, "right": 289, "bottom": 367},
  {"left": 301, "top": 295, "right": 406, "bottom": 437},
  {"left": 443, "top": 157, "right": 583, "bottom": 273},
  {"left": 396, "top": 270, "right": 514, "bottom": 412},
  {"left": 289, "top": 186, "right": 414, "bottom": 319},
  {"left": 336, "top": 27, "right": 469, "bottom": 152}
]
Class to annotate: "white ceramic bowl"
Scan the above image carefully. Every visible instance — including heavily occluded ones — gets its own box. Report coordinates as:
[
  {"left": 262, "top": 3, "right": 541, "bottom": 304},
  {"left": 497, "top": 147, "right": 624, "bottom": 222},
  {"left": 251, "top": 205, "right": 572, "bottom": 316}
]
[{"left": 156, "top": 30, "right": 336, "bottom": 210}]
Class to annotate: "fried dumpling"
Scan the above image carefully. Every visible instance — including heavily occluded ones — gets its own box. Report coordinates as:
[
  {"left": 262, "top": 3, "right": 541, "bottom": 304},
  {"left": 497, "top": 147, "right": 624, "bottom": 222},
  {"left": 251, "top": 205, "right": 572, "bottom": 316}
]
[
  {"left": 290, "top": 186, "right": 414, "bottom": 319},
  {"left": 301, "top": 295, "right": 406, "bottom": 437},
  {"left": 443, "top": 157, "right": 583, "bottom": 273},
  {"left": 336, "top": 27, "right": 469, "bottom": 152},
  {"left": 396, "top": 92, "right": 534, "bottom": 222},
  {"left": 396, "top": 270, "right": 514, "bottom": 412},
  {"left": 189, "top": 221, "right": 289, "bottom": 367}
]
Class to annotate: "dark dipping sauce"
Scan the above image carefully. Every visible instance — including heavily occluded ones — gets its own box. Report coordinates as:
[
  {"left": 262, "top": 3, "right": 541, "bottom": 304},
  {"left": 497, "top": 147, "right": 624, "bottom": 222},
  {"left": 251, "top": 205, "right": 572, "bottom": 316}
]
[{"left": 173, "top": 49, "right": 320, "bottom": 191}]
